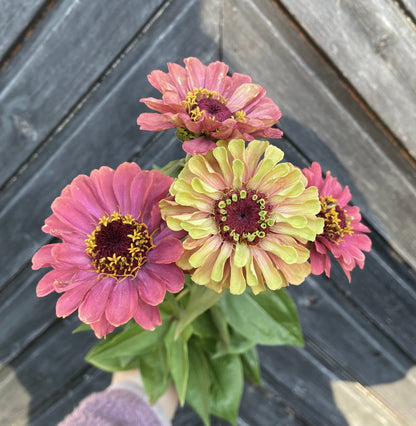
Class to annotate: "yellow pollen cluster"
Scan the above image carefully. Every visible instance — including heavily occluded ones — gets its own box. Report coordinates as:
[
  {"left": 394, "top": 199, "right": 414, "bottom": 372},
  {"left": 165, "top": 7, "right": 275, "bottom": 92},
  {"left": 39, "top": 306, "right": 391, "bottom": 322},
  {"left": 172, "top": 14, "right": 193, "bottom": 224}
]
[
  {"left": 85, "top": 212, "right": 154, "bottom": 280},
  {"left": 183, "top": 88, "right": 228, "bottom": 121},
  {"left": 233, "top": 110, "right": 246, "bottom": 122},
  {"left": 320, "top": 195, "right": 353, "bottom": 243}
]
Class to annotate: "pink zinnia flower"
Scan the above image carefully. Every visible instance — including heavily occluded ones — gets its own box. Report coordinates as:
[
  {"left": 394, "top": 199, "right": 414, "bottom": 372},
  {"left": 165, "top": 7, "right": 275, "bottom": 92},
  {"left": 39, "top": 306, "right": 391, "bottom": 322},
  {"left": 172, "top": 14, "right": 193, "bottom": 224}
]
[
  {"left": 137, "top": 57, "right": 282, "bottom": 155},
  {"left": 302, "top": 162, "right": 371, "bottom": 281},
  {"left": 32, "top": 162, "right": 185, "bottom": 338}
]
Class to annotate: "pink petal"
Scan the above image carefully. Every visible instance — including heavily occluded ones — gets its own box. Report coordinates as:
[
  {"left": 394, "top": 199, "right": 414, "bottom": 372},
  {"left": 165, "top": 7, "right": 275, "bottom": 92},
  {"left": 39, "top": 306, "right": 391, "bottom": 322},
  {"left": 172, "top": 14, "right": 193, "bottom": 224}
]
[
  {"left": 113, "top": 162, "right": 141, "bottom": 215},
  {"left": 147, "top": 237, "right": 184, "bottom": 264},
  {"left": 78, "top": 277, "right": 114, "bottom": 323},
  {"left": 137, "top": 112, "right": 175, "bottom": 131},
  {"left": 147, "top": 69, "right": 175, "bottom": 93},
  {"left": 56, "top": 280, "right": 95, "bottom": 317},
  {"left": 184, "top": 57, "right": 206, "bottom": 89},
  {"left": 182, "top": 136, "right": 217, "bottom": 155},
  {"left": 133, "top": 297, "right": 161, "bottom": 330},
  {"left": 144, "top": 262, "right": 184, "bottom": 294},
  {"left": 167, "top": 62, "right": 188, "bottom": 98},
  {"left": 51, "top": 196, "right": 95, "bottom": 234},
  {"left": 130, "top": 169, "right": 172, "bottom": 220},
  {"left": 52, "top": 243, "right": 91, "bottom": 269},
  {"left": 137, "top": 268, "right": 166, "bottom": 305},
  {"left": 32, "top": 244, "right": 54, "bottom": 270},
  {"left": 105, "top": 279, "right": 139, "bottom": 327},
  {"left": 36, "top": 270, "right": 57, "bottom": 297},
  {"left": 90, "top": 314, "right": 115, "bottom": 339},
  {"left": 205, "top": 61, "right": 229, "bottom": 92},
  {"left": 69, "top": 174, "right": 105, "bottom": 219},
  {"left": 90, "top": 166, "right": 118, "bottom": 213},
  {"left": 310, "top": 246, "right": 328, "bottom": 276},
  {"left": 228, "top": 83, "right": 260, "bottom": 111}
]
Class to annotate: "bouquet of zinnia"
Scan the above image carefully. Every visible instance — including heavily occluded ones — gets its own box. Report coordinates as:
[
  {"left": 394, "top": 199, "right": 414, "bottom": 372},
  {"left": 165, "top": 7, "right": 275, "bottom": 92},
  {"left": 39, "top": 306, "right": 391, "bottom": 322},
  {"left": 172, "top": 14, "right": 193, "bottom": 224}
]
[{"left": 32, "top": 57, "right": 371, "bottom": 425}]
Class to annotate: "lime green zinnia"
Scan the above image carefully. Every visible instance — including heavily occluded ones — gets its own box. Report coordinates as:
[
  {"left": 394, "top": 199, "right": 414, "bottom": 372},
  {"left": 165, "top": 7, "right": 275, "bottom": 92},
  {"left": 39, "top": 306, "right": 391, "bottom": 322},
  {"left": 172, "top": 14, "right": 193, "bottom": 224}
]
[{"left": 160, "top": 139, "right": 324, "bottom": 295}]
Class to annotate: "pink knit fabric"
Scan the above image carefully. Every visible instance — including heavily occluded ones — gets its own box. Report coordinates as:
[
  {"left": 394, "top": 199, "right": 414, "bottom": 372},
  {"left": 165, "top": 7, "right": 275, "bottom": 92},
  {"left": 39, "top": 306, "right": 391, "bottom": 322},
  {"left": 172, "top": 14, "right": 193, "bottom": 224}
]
[{"left": 58, "top": 388, "right": 163, "bottom": 426}]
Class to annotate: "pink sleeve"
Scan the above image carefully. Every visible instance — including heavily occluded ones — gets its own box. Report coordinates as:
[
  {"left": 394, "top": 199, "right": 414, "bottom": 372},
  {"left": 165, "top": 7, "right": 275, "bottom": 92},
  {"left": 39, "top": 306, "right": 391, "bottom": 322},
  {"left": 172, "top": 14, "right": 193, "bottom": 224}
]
[{"left": 58, "top": 387, "right": 167, "bottom": 426}]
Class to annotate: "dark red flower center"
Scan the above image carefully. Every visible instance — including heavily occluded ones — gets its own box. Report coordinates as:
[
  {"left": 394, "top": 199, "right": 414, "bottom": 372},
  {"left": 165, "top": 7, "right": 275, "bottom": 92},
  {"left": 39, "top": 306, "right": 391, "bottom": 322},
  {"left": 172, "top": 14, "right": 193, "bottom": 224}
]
[
  {"left": 85, "top": 212, "right": 154, "bottom": 279},
  {"left": 213, "top": 188, "right": 274, "bottom": 245},
  {"left": 319, "top": 196, "right": 353, "bottom": 243},
  {"left": 197, "top": 98, "right": 232, "bottom": 122}
]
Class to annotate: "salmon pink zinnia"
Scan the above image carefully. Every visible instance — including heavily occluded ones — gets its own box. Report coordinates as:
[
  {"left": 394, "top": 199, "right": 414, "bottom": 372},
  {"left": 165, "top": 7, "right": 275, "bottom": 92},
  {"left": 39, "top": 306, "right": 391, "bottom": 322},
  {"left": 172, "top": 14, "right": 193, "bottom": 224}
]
[
  {"left": 302, "top": 162, "right": 371, "bottom": 281},
  {"left": 32, "top": 162, "right": 185, "bottom": 338},
  {"left": 137, "top": 57, "right": 283, "bottom": 155},
  {"left": 160, "top": 139, "right": 324, "bottom": 295}
]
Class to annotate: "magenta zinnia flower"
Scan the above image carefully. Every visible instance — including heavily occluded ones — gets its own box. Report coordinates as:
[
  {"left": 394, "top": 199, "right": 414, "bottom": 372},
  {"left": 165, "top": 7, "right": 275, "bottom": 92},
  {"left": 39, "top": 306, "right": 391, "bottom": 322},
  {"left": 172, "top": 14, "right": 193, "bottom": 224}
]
[
  {"left": 302, "top": 162, "right": 371, "bottom": 281},
  {"left": 32, "top": 162, "right": 185, "bottom": 338},
  {"left": 137, "top": 57, "right": 282, "bottom": 155}
]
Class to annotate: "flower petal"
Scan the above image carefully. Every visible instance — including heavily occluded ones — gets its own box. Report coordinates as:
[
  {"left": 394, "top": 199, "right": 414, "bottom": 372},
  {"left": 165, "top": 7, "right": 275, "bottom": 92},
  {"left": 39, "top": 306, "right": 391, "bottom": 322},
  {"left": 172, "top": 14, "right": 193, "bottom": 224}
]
[{"left": 105, "top": 279, "right": 138, "bottom": 327}]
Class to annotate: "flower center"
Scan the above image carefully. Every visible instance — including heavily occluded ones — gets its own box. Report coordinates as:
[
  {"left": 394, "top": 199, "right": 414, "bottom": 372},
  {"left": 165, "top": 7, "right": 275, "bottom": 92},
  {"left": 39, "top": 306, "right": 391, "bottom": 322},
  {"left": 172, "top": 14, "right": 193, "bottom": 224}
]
[
  {"left": 85, "top": 212, "right": 154, "bottom": 279},
  {"left": 319, "top": 196, "right": 353, "bottom": 243},
  {"left": 196, "top": 98, "right": 232, "bottom": 122},
  {"left": 213, "top": 188, "right": 274, "bottom": 245},
  {"left": 182, "top": 88, "right": 245, "bottom": 123}
]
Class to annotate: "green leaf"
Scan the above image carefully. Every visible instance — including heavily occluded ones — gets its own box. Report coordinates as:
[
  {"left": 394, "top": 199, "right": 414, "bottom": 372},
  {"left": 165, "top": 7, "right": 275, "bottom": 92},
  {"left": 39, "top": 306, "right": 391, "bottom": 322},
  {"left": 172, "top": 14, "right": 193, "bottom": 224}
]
[
  {"left": 210, "top": 304, "right": 230, "bottom": 354},
  {"left": 155, "top": 157, "right": 186, "bottom": 178},
  {"left": 215, "top": 328, "right": 255, "bottom": 357},
  {"left": 72, "top": 322, "right": 92, "bottom": 334},
  {"left": 209, "top": 354, "right": 243, "bottom": 425},
  {"left": 220, "top": 289, "right": 303, "bottom": 346},
  {"left": 139, "top": 346, "right": 171, "bottom": 405},
  {"left": 175, "top": 284, "right": 223, "bottom": 339},
  {"left": 85, "top": 321, "right": 170, "bottom": 371},
  {"left": 191, "top": 311, "right": 218, "bottom": 339},
  {"left": 241, "top": 347, "right": 262, "bottom": 385},
  {"left": 186, "top": 339, "right": 212, "bottom": 426},
  {"left": 164, "top": 322, "right": 190, "bottom": 406}
]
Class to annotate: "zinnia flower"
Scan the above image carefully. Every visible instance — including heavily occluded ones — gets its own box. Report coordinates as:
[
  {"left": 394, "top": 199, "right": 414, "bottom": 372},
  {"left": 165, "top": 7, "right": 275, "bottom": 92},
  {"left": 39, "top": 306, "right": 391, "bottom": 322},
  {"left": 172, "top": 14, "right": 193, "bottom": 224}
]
[
  {"left": 32, "top": 162, "right": 185, "bottom": 338},
  {"left": 137, "top": 57, "right": 282, "bottom": 155},
  {"left": 302, "top": 162, "right": 371, "bottom": 281},
  {"left": 160, "top": 139, "right": 324, "bottom": 295}
]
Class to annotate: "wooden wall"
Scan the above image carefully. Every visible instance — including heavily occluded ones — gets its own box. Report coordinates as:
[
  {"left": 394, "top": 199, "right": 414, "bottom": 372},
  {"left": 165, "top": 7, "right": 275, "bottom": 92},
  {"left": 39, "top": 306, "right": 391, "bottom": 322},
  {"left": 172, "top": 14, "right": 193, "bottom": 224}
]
[{"left": 0, "top": 0, "right": 415, "bottom": 424}]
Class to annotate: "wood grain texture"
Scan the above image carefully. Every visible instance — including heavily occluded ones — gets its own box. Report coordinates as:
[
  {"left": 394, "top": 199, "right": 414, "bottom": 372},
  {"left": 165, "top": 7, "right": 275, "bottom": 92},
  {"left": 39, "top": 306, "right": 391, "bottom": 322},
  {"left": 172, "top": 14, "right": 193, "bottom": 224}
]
[
  {"left": 278, "top": 0, "right": 416, "bottom": 159},
  {"left": 0, "top": 0, "right": 220, "bottom": 292},
  {"left": 0, "top": 0, "right": 164, "bottom": 189},
  {"left": 223, "top": 0, "right": 416, "bottom": 270},
  {"left": 1, "top": 0, "right": 416, "bottom": 424},
  {"left": 0, "top": 0, "right": 46, "bottom": 61}
]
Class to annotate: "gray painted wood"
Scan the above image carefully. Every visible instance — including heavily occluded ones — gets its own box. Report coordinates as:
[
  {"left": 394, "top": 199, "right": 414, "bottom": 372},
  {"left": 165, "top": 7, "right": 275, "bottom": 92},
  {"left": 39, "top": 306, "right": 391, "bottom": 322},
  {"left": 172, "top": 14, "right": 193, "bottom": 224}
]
[
  {"left": 278, "top": 0, "right": 416, "bottom": 159},
  {"left": 1, "top": 0, "right": 416, "bottom": 424},
  {"left": 0, "top": 0, "right": 220, "bottom": 292},
  {"left": 0, "top": 0, "right": 164, "bottom": 189},
  {"left": 223, "top": 0, "right": 416, "bottom": 271},
  {"left": 0, "top": 0, "right": 46, "bottom": 62}
]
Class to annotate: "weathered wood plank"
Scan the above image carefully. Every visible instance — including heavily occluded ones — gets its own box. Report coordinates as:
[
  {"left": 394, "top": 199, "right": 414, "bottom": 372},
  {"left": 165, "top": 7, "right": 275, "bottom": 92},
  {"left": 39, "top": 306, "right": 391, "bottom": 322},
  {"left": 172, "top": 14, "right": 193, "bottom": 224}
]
[
  {"left": 279, "top": 0, "right": 416, "bottom": 159},
  {"left": 29, "top": 368, "right": 110, "bottom": 426},
  {"left": 400, "top": 0, "right": 416, "bottom": 20},
  {"left": 0, "top": 0, "right": 220, "bottom": 291},
  {"left": 223, "top": 0, "right": 416, "bottom": 270},
  {"left": 0, "top": 315, "right": 98, "bottom": 426},
  {"left": 0, "top": 0, "right": 165, "bottom": 189},
  {"left": 0, "top": 0, "right": 46, "bottom": 62}
]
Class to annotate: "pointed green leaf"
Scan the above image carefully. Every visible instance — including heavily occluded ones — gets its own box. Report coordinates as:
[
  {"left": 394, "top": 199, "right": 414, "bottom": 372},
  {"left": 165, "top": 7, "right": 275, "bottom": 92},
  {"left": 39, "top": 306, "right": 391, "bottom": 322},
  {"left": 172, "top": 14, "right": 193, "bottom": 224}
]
[
  {"left": 241, "top": 347, "right": 262, "bottom": 385},
  {"left": 139, "top": 346, "right": 171, "bottom": 405},
  {"left": 186, "top": 339, "right": 212, "bottom": 426},
  {"left": 209, "top": 354, "right": 243, "bottom": 425},
  {"left": 175, "top": 284, "right": 223, "bottom": 339},
  {"left": 210, "top": 304, "right": 230, "bottom": 353},
  {"left": 164, "top": 322, "right": 190, "bottom": 406},
  {"left": 220, "top": 289, "right": 303, "bottom": 346},
  {"left": 72, "top": 322, "right": 92, "bottom": 334},
  {"left": 86, "top": 321, "right": 170, "bottom": 371}
]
